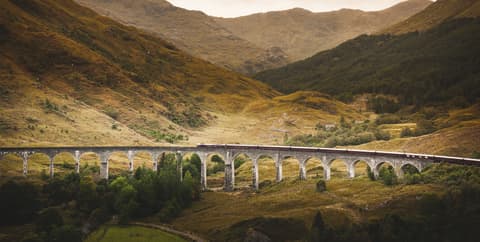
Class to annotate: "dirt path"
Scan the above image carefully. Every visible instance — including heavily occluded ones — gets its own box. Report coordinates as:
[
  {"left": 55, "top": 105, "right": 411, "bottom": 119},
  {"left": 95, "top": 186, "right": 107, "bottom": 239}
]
[{"left": 130, "top": 222, "right": 208, "bottom": 242}]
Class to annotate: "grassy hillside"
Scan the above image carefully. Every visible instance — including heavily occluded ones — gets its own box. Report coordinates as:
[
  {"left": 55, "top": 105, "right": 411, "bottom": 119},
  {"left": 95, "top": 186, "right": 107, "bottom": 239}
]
[
  {"left": 382, "top": 0, "right": 480, "bottom": 34},
  {"left": 255, "top": 17, "right": 480, "bottom": 106},
  {"left": 0, "top": 0, "right": 363, "bottom": 147},
  {"left": 215, "top": 0, "right": 431, "bottom": 61},
  {"left": 74, "top": 0, "right": 290, "bottom": 75},
  {"left": 85, "top": 225, "right": 186, "bottom": 242}
]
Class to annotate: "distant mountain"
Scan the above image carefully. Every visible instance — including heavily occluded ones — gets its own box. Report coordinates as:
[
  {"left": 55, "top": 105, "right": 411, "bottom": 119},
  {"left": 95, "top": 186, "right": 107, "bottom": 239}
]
[
  {"left": 215, "top": 0, "right": 432, "bottom": 61},
  {"left": 74, "top": 0, "right": 290, "bottom": 75},
  {"left": 382, "top": 0, "right": 480, "bottom": 34},
  {"left": 255, "top": 0, "right": 480, "bottom": 106}
]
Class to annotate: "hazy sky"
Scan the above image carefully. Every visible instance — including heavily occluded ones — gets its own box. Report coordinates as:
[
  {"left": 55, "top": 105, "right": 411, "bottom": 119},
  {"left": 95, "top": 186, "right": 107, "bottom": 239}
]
[{"left": 167, "top": 0, "right": 414, "bottom": 17}]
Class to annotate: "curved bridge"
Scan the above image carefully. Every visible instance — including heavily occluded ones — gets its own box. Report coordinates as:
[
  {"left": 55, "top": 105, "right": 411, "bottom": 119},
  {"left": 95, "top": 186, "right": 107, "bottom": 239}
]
[{"left": 1, "top": 144, "right": 479, "bottom": 191}]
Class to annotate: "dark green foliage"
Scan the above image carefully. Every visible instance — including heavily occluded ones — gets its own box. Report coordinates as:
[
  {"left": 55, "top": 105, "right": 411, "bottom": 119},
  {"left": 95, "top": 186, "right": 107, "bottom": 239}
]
[
  {"left": 366, "top": 166, "right": 376, "bottom": 181},
  {"left": 147, "top": 129, "right": 186, "bottom": 143},
  {"left": 378, "top": 166, "right": 397, "bottom": 186},
  {"left": 309, "top": 211, "right": 336, "bottom": 242},
  {"left": 49, "top": 225, "right": 82, "bottom": 242},
  {"left": 256, "top": 18, "right": 480, "bottom": 107},
  {"left": 400, "top": 127, "right": 414, "bottom": 137},
  {"left": 374, "top": 114, "right": 401, "bottom": 125},
  {"left": 316, "top": 180, "right": 327, "bottom": 192},
  {"left": 208, "top": 155, "right": 225, "bottom": 175},
  {"left": 35, "top": 208, "right": 63, "bottom": 234},
  {"left": 286, "top": 120, "right": 389, "bottom": 147},
  {"left": 183, "top": 154, "right": 201, "bottom": 181},
  {"left": 43, "top": 98, "right": 59, "bottom": 112},
  {"left": 103, "top": 106, "right": 119, "bottom": 120},
  {"left": 217, "top": 217, "right": 308, "bottom": 242},
  {"left": 234, "top": 156, "right": 248, "bottom": 169},
  {"left": 368, "top": 97, "right": 400, "bottom": 114},
  {"left": 0, "top": 180, "right": 41, "bottom": 225}
]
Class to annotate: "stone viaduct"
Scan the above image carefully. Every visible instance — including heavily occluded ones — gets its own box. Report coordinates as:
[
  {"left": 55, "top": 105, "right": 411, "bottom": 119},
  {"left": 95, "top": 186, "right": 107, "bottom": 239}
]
[{"left": 1, "top": 144, "right": 479, "bottom": 191}]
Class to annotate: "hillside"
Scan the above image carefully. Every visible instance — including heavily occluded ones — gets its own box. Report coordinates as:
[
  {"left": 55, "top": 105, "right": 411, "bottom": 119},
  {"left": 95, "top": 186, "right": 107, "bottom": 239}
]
[
  {"left": 215, "top": 0, "right": 431, "bottom": 61},
  {"left": 0, "top": 0, "right": 363, "bottom": 147},
  {"left": 382, "top": 0, "right": 480, "bottom": 34},
  {"left": 255, "top": 17, "right": 480, "bottom": 106},
  {"left": 74, "top": 0, "right": 290, "bottom": 75}
]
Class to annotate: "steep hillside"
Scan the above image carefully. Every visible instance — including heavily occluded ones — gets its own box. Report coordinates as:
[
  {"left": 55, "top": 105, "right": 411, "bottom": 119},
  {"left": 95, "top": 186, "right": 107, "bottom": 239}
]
[
  {"left": 0, "top": 0, "right": 362, "bottom": 146},
  {"left": 383, "top": 0, "right": 480, "bottom": 34},
  {"left": 255, "top": 17, "right": 480, "bottom": 106},
  {"left": 74, "top": 0, "right": 289, "bottom": 75},
  {"left": 215, "top": 0, "right": 431, "bottom": 61}
]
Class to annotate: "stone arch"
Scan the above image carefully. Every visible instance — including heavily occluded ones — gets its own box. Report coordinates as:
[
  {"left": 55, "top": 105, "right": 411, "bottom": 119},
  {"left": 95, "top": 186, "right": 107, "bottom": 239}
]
[
  {"left": 132, "top": 151, "right": 155, "bottom": 171},
  {"left": 0, "top": 152, "right": 24, "bottom": 177},
  {"left": 401, "top": 162, "right": 421, "bottom": 175},
  {"left": 181, "top": 152, "right": 202, "bottom": 180},
  {"left": 52, "top": 152, "right": 76, "bottom": 176},
  {"left": 327, "top": 158, "right": 349, "bottom": 178},
  {"left": 157, "top": 151, "right": 177, "bottom": 170},
  {"left": 352, "top": 159, "right": 373, "bottom": 178},
  {"left": 304, "top": 156, "right": 324, "bottom": 179},
  {"left": 281, "top": 155, "right": 301, "bottom": 180},
  {"left": 231, "top": 152, "right": 254, "bottom": 189},
  {"left": 27, "top": 152, "right": 52, "bottom": 177},
  {"left": 253, "top": 154, "right": 277, "bottom": 190},
  {"left": 78, "top": 152, "right": 101, "bottom": 177},
  {"left": 106, "top": 151, "right": 129, "bottom": 176},
  {"left": 206, "top": 152, "right": 226, "bottom": 190},
  {"left": 375, "top": 160, "right": 395, "bottom": 171}
]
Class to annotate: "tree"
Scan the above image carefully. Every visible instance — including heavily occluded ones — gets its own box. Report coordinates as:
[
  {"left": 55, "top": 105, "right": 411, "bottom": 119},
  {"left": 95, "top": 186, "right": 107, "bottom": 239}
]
[{"left": 0, "top": 180, "right": 41, "bottom": 225}]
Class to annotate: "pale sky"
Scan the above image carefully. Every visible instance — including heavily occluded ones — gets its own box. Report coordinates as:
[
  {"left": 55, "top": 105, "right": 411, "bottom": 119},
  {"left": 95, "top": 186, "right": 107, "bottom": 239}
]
[{"left": 167, "top": 0, "right": 416, "bottom": 18}]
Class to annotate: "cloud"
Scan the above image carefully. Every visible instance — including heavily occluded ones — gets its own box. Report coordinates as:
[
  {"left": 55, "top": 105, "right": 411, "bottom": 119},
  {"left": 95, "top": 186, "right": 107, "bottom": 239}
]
[{"left": 166, "top": 0, "right": 410, "bottom": 17}]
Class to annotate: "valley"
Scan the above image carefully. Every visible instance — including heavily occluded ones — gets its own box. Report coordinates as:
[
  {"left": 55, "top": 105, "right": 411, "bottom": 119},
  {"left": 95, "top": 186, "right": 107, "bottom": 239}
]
[{"left": 0, "top": 0, "right": 479, "bottom": 241}]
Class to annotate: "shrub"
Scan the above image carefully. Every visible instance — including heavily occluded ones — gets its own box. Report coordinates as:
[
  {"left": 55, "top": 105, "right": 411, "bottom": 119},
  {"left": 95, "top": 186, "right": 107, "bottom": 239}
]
[
  {"left": 316, "top": 180, "right": 327, "bottom": 192},
  {"left": 378, "top": 166, "right": 397, "bottom": 186},
  {"left": 366, "top": 166, "right": 376, "bottom": 181},
  {"left": 104, "top": 106, "right": 119, "bottom": 120},
  {"left": 400, "top": 127, "right": 414, "bottom": 137}
]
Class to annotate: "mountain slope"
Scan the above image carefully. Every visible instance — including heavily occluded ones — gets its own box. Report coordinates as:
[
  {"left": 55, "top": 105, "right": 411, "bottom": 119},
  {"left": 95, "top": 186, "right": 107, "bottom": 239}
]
[
  {"left": 255, "top": 16, "right": 480, "bottom": 106},
  {"left": 215, "top": 0, "right": 432, "bottom": 61},
  {"left": 382, "top": 0, "right": 480, "bottom": 34},
  {"left": 74, "top": 0, "right": 289, "bottom": 75},
  {"left": 0, "top": 0, "right": 363, "bottom": 146}
]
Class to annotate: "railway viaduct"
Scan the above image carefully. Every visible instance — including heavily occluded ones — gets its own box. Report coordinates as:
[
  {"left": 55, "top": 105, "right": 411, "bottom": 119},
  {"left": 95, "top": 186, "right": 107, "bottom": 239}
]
[{"left": 1, "top": 144, "right": 479, "bottom": 191}]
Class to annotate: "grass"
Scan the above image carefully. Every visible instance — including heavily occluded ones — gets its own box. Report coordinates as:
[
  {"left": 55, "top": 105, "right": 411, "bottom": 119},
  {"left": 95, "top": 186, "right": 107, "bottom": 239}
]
[
  {"left": 85, "top": 225, "right": 186, "bottom": 242},
  {"left": 171, "top": 160, "right": 443, "bottom": 240}
]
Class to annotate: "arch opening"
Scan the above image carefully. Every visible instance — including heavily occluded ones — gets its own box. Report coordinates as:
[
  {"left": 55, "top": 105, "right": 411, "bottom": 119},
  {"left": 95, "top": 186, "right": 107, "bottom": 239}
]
[
  {"left": 329, "top": 159, "right": 348, "bottom": 178},
  {"left": 157, "top": 152, "right": 177, "bottom": 173},
  {"left": 52, "top": 152, "right": 76, "bottom": 177},
  {"left": 282, "top": 156, "right": 300, "bottom": 181},
  {"left": 133, "top": 151, "right": 154, "bottom": 171},
  {"left": 305, "top": 157, "right": 324, "bottom": 179},
  {"left": 206, "top": 153, "right": 225, "bottom": 190},
  {"left": 0, "top": 153, "right": 24, "bottom": 178},
  {"left": 78, "top": 152, "right": 101, "bottom": 178},
  {"left": 353, "top": 160, "right": 371, "bottom": 179},
  {"left": 256, "top": 155, "right": 276, "bottom": 189},
  {"left": 232, "top": 153, "right": 253, "bottom": 189},
  {"left": 401, "top": 163, "right": 420, "bottom": 175},
  {"left": 181, "top": 153, "right": 202, "bottom": 182},
  {"left": 107, "top": 151, "right": 129, "bottom": 178},
  {"left": 27, "top": 153, "right": 51, "bottom": 177},
  {"left": 376, "top": 162, "right": 397, "bottom": 185}
]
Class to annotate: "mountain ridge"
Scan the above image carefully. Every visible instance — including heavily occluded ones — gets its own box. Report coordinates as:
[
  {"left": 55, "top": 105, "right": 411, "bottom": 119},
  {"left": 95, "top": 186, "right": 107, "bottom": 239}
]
[
  {"left": 74, "top": 0, "right": 290, "bottom": 75},
  {"left": 215, "top": 0, "right": 432, "bottom": 61}
]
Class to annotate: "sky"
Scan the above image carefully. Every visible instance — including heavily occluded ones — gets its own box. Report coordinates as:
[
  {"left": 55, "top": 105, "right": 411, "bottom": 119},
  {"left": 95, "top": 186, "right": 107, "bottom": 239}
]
[{"left": 167, "top": 0, "right": 414, "bottom": 18}]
